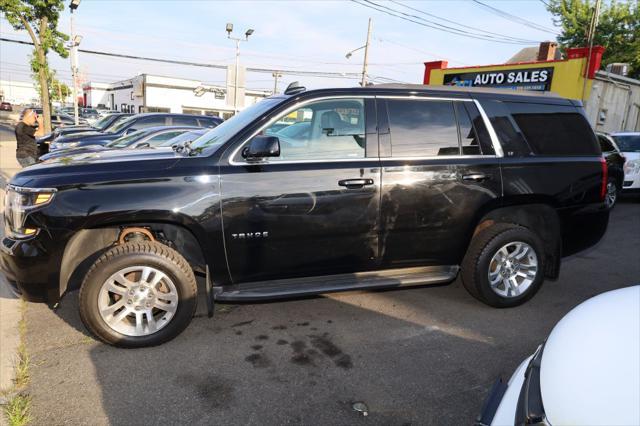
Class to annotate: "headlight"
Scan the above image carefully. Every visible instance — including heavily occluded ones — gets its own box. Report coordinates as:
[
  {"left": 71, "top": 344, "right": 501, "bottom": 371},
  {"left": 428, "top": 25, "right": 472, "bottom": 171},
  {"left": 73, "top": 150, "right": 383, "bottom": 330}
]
[
  {"left": 3, "top": 185, "right": 56, "bottom": 239},
  {"left": 623, "top": 159, "right": 640, "bottom": 175}
]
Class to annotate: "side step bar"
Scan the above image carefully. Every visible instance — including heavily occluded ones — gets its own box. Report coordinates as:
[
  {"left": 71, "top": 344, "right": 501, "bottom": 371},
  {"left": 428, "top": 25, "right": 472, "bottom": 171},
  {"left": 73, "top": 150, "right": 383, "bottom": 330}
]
[{"left": 213, "top": 265, "right": 459, "bottom": 302}]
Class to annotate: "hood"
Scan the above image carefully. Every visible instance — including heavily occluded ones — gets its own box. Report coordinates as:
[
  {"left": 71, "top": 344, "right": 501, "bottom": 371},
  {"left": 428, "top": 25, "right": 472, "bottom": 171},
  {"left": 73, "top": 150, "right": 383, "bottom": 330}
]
[
  {"left": 39, "top": 145, "right": 107, "bottom": 161},
  {"left": 622, "top": 151, "right": 640, "bottom": 161},
  {"left": 11, "top": 149, "right": 183, "bottom": 188},
  {"left": 540, "top": 285, "right": 640, "bottom": 425},
  {"left": 55, "top": 130, "right": 115, "bottom": 143}
]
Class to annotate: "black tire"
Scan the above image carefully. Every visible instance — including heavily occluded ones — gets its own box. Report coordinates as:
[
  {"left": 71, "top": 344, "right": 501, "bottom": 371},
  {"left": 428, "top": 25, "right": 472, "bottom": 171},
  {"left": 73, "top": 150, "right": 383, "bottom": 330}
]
[
  {"left": 461, "top": 223, "right": 545, "bottom": 308},
  {"left": 79, "top": 241, "right": 197, "bottom": 348}
]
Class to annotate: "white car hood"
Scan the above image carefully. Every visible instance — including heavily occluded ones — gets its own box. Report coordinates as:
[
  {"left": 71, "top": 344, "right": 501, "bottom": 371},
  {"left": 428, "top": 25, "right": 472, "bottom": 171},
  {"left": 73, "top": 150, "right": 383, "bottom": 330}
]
[
  {"left": 541, "top": 285, "right": 640, "bottom": 425},
  {"left": 622, "top": 151, "right": 640, "bottom": 161}
]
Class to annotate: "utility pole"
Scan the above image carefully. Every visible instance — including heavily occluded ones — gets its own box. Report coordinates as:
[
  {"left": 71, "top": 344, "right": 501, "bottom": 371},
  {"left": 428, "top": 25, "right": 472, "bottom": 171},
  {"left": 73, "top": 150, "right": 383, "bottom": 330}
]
[
  {"left": 582, "top": 0, "right": 602, "bottom": 102},
  {"left": 272, "top": 72, "right": 282, "bottom": 95},
  {"left": 346, "top": 19, "right": 373, "bottom": 87},
  {"left": 226, "top": 23, "right": 254, "bottom": 115},
  {"left": 69, "top": 0, "right": 81, "bottom": 125},
  {"left": 361, "top": 18, "right": 372, "bottom": 87}
]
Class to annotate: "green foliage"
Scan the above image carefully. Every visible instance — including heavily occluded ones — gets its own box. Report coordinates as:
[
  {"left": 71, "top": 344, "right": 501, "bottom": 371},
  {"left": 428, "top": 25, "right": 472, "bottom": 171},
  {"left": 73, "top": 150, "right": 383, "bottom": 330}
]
[
  {"left": 0, "top": 0, "right": 69, "bottom": 57},
  {"left": 547, "top": 0, "right": 640, "bottom": 79}
]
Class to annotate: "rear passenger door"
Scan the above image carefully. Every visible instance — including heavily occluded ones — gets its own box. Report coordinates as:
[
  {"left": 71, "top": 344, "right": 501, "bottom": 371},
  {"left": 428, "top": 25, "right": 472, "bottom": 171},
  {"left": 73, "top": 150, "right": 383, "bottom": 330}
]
[{"left": 378, "top": 97, "right": 502, "bottom": 268}]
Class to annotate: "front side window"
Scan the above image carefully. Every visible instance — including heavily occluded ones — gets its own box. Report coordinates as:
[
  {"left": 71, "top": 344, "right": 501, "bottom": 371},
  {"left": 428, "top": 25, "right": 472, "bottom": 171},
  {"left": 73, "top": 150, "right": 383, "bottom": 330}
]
[
  {"left": 386, "top": 99, "right": 459, "bottom": 157},
  {"left": 259, "top": 98, "right": 365, "bottom": 161}
]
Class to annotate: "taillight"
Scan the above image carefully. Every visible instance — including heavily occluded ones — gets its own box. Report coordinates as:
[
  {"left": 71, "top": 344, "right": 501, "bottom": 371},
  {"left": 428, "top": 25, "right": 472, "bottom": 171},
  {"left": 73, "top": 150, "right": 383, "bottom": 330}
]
[{"left": 600, "top": 158, "right": 608, "bottom": 201}]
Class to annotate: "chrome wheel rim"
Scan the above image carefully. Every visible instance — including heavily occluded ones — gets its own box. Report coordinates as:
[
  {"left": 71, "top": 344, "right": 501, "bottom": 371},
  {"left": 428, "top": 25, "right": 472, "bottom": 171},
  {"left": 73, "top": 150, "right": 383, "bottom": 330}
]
[
  {"left": 605, "top": 181, "right": 617, "bottom": 208},
  {"left": 98, "top": 266, "right": 179, "bottom": 337},
  {"left": 488, "top": 241, "right": 538, "bottom": 298}
]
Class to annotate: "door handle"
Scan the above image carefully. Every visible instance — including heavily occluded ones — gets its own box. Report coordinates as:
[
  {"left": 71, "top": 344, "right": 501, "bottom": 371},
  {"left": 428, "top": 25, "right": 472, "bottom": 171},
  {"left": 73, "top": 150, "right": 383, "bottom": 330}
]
[
  {"left": 461, "top": 173, "right": 490, "bottom": 182},
  {"left": 338, "top": 178, "right": 374, "bottom": 189}
]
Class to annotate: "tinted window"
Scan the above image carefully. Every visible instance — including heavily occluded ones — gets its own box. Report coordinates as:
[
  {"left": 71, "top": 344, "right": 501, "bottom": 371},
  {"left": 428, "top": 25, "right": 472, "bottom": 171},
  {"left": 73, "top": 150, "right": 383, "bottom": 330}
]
[
  {"left": 506, "top": 103, "right": 599, "bottom": 156},
  {"left": 132, "top": 116, "right": 167, "bottom": 130},
  {"left": 455, "top": 102, "right": 480, "bottom": 155},
  {"left": 481, "top": 100, "right": 532, "bottom": 157},
  {"left": 259, "top": 98, "right": 365, "bottom": 161},
  {"left": 172, "top": 116, "right": 199, "bottom": 127},
  {"left": 463, "top": 102, "right": 495, "bottom": 155},
  {"left": 387, "top": 99, "right": 459, "bottom": 157},
  {"left": 598, "top": 135, "right": 615, "bottom": 153}
]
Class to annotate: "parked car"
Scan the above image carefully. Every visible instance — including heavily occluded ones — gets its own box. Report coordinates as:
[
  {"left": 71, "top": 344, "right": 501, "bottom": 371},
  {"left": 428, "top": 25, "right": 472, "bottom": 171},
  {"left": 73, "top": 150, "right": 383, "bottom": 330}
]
[
  {"left": 157, "top": 128, "right": 208, "bottom": 149},
  {"left": 39, "top": 126, "right": 200, "bottom": 161},
  {"left": 2, "top": 84, "right": 610, "bottom": 347},
  {"left": 477, "top": 285, "right": 640, "bottom": 426},
  {"left": 0, "top": 101, "right": 12, "bottom": 111},
  {"left": 596, "top": 132, "right": 625, "bottom": 208},
  {"left": 610, "top": 132, "right": 640, "bottom": 194},
  {"left": 37, "top": 113, "right": 132, "bottom": 157},
  {"left": 20, "top": 108, "right": 88, "bottom": 127},
  {"left": 49, "top": 113, "right": 222, "bottom": 151},
  {"left": 80, "top": 108, "right": 100, "bottom": 122}
]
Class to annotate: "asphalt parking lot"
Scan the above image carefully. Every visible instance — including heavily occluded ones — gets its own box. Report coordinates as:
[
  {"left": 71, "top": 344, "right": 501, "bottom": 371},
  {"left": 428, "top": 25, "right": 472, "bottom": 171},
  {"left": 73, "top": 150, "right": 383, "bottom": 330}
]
[{"left": 9, "top": 198, "right": 635, "bottom": 425}]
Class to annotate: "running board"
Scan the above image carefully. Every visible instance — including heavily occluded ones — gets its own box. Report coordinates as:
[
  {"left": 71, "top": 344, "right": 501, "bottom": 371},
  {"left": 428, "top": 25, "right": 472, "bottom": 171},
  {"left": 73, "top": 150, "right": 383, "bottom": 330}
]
[{"left": 213, "top": 265, "right": 459, "bottom": 302}]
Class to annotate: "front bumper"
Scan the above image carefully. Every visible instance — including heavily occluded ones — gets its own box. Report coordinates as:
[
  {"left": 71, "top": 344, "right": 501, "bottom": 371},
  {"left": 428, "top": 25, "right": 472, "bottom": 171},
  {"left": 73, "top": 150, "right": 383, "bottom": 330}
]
[
  {"left": 476, "top": 355, "right": 534, "bottom": 426},
  {"left": 622, "top": 173, "right": 640, "bottom": 191},
  {"left": 0, "top": 232, "right": 65, "bottom": 304}
]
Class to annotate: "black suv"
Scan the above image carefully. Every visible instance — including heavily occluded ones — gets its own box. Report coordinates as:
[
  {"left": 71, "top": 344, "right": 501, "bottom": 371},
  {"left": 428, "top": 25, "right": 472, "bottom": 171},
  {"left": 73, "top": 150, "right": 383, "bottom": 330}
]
[
  {"left": 1, "top": 85, "right": 609, "bottom": 347},
  {"left": 49, "top": 113, "right": 222, "bottom": 151}
]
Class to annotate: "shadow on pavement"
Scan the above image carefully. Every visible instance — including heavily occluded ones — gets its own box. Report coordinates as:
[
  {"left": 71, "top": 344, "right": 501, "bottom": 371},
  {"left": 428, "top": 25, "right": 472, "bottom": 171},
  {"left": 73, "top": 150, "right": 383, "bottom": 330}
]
[{"left": 17, "top": 201, "right": 640, "bottom": 425}]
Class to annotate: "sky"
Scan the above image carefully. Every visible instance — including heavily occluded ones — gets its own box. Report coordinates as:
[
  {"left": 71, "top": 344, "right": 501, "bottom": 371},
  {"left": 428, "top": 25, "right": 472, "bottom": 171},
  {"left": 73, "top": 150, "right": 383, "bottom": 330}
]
[{"left": 0, "top": 0, "right": 561, "bottom": 92}]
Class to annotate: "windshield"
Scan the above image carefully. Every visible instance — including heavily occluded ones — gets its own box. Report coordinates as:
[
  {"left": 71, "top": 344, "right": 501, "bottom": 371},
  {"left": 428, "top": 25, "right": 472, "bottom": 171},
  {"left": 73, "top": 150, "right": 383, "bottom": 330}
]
[
  {"left": 107, "top": 115, "right": 137, "bottom": 134},
  {"left": 612, "top": 135, "right": 640, "bottom": 152},
  {"left": 106, "top": 129, "right": 150, "bottom": 148},
  {"left": 158, "top": 130, "right": 207, "bottom": 147},
  {"left": 188, "top": 98, "right": 283, "bottom": 155},
  {"left": 92, "top": 114, "right": 116, "bottom": 130}
]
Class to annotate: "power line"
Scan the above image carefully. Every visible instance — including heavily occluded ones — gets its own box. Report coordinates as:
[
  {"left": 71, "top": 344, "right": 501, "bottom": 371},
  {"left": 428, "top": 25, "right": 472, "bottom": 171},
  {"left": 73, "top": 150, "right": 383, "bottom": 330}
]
[
  {"left": 351, "top": 0, "right": 540, "bottom": 45},
  {"left": 472, "top": 0, "right": 559, "bottom": 35},
  {"left": 387, "top": 0, "right": 540, "bottom": 44},
  {"left": 1, "top": 36, "right": 404, "bottom": 82}
]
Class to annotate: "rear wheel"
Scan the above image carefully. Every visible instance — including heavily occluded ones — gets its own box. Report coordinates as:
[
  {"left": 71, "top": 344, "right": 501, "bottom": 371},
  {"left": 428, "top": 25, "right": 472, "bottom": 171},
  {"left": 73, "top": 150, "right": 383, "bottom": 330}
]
[
  {"left": 604, "top": 177, "right": 618, "bottom": 209},
  {"left": 461, "top": 224, "right": 545, "bottom": 308},
  {"left": 79, "top": 241, "right": 197, "bottom": 348}
]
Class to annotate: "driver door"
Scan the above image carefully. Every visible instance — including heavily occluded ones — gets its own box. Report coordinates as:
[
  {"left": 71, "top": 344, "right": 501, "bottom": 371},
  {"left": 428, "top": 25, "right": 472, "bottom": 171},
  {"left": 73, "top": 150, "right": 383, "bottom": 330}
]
[{"left": 220, "top": 97, "right": 381, "bottom": 283}]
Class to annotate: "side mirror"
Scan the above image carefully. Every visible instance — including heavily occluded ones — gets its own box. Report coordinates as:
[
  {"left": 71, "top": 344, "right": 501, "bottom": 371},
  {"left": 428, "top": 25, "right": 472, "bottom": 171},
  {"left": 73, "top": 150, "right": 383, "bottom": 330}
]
[
  {"left": 242, "top": 135, "right": 280, "bottom": 160},
  {"left": 124, "top": 128, "right": 136, "bottom": 135}
]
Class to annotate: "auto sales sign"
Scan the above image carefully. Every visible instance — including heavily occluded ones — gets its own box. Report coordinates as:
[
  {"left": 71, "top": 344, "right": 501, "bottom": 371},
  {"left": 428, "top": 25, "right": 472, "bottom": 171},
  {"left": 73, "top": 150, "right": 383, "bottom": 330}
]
[{"left": 443, "top": 67, "right": 554, "bottom": 92}]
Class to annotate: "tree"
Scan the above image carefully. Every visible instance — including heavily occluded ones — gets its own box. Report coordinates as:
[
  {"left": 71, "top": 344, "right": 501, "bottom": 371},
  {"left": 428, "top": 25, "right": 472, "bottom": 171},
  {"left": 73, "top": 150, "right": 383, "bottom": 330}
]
[
  {"left": 1, "top": 0, "right": 69, "bottom": 132},
  {"left": 547, "top": 0, "right": 639, "bottom": 79},
  {"left": 31, "top": 64, "right": 70, "bottom": 103}
]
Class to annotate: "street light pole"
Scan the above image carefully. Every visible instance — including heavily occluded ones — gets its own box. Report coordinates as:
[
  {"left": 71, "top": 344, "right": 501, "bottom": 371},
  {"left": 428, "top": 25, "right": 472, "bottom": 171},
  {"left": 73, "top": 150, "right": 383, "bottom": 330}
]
[
  {"left": 226, "top": 24, "right": 253, "bottom": 115},
  {"left": 69, "top": 0, "right": 81, "bottom": 125},
  {"left": 361, "top": 18, "right": 372, "bottom": 87},
  {"left": 272, "top": 72, "right": 282, "bottom": 95}
]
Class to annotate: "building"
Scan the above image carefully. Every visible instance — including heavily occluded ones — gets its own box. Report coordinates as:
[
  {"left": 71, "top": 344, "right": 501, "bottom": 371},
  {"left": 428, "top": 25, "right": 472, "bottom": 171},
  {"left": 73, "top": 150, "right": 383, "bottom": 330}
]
[
  {"left": 82, "top": 74, "right": 271, "bottom": 119},
  {"left": 585, "top": 71, "right": 640, "bottom": 133},
  {"left": 0, "top": 79, "right": 41, "bottom": 105},
  {"left": 422, "top": 42, "right": 639, "bottom": 132}
]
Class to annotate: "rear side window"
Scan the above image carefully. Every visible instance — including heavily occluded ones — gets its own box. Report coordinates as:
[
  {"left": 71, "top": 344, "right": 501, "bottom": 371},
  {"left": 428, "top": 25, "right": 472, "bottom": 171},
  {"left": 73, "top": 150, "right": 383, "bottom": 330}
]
[
  {"left": 132, "top": 116, "right": 167, "bottom": 130},
  {"left": 480, "top": 100, "right": 532, "bottom": 157},
  {"left": 172, "top": 116, "right": 199, "bottom": 127},
  {"left": 506, "top": 102, "right": 599, "bottom": 156},
  {"left": 386, "top": 99, "right": 460, "bottom": 157}
]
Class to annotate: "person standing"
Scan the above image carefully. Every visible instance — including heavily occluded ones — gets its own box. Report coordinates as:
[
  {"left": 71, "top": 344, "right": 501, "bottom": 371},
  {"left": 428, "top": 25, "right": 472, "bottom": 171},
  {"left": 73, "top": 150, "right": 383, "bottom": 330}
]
[{"left": 15, "top": 108, "right": 44, "bottom": 167}]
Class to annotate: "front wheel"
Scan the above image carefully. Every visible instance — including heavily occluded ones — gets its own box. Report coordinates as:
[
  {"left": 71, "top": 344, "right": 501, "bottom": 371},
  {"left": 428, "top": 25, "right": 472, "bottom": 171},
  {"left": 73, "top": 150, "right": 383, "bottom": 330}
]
[
  {"left": 461, "top": 224, "right": 545, "bottom": 308},
  {"left": 79, "top": 241, "right": 198, "bottom": 348}
]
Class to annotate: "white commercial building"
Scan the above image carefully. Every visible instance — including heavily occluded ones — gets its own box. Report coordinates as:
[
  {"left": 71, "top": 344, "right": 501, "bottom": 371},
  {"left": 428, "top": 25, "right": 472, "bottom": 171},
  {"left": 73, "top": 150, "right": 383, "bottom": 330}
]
[
  {"left": 83, "top": 74, "right": 271, "bottom": 120},
  {"left": 0, "top": 80, "right": 40, "bottom": 105},
  {"left": 585, "top": 70, "right": 640, "bottom": 133}
]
